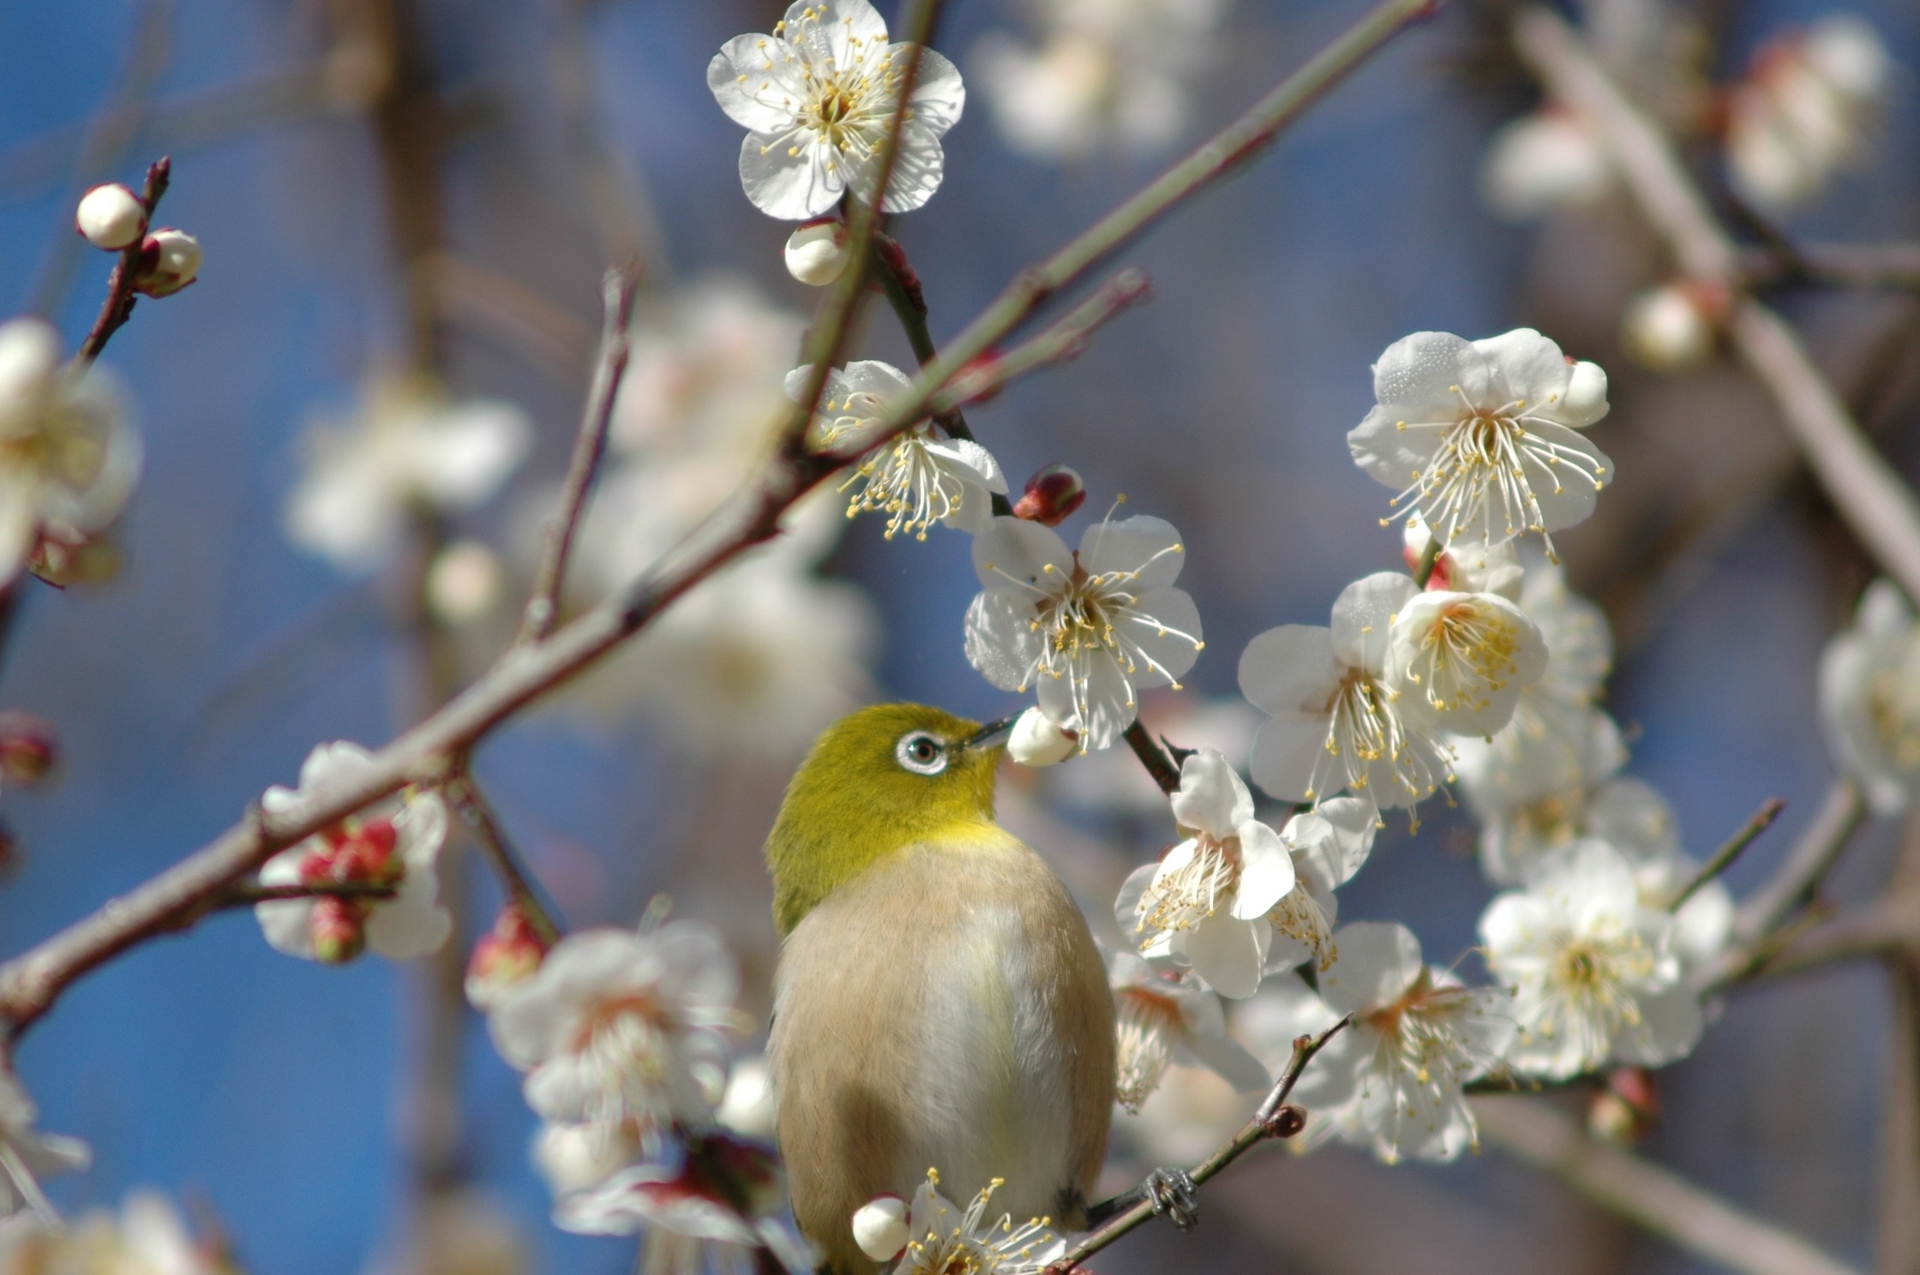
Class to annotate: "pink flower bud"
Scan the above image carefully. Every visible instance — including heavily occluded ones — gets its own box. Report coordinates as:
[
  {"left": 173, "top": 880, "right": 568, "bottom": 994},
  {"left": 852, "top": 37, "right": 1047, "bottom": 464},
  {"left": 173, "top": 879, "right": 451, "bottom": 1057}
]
[
  {"left": 0, "top": 712, "right": 58, "bottom": 785},
  {"left": 309, "top": 896, "right": 368, "bottom": 964},
  {"left": 75, "top": 184, "right": 147, "bottom": 251},
  {"left": 1012, "top": 463, "right": 1086, "bottom": 526},
  {"left": 131, "top": 228, "right": 200, "bottom": 297},
  {"left": 464, "top": 903, "right": 550, "bottom": 1010}
]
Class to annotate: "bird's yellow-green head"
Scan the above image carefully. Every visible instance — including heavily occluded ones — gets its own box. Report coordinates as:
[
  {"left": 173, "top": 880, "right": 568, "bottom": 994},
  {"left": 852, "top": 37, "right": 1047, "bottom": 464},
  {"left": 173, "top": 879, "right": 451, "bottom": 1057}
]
[{"left": 766, "top": 703, "right": 1013, "bottom": 936}]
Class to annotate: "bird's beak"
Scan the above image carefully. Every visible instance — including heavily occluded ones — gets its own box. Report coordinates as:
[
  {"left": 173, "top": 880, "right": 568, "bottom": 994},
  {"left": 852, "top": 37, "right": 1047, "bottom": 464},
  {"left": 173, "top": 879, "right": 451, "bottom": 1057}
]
[{"left": 964, "top": 716, "right": 1018, "bottom": 752}]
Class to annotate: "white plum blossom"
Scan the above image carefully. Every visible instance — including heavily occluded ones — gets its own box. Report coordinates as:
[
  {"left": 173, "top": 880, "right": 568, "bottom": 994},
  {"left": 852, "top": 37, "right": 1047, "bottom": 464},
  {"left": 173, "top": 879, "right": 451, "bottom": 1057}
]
[
  {"left": 1726, "top": 15, "right": 1891, "bottom": 212},
  {"left": 965, "top": 512, "right": 1203, "bottom": 751},
  {"left": 1386, "top": 588, "right": 1548, "bottom": 737},
  {"left": 1403, "top": 513, "right": 1523, "bottom": 598},
  {"left": 1265, "top": 795, "right": 1378, "bottom": 973},
  {"left": 1479, "top": 107, "right": 1613, "bottom": 220},
  {"left": 1480, "top": 840, "right": 1703, "bottom": 1078},
  {"left": 1104, "top": 945, "right": 1269, "bottom": 1110},
  {"left": 886, "top": 1171, "right": 1064, "bottom": 1275},
  {"left": 789, "top": 360, "right": 1007, "bottom": 539},
  {"left": 0, "top": 1071, "right": 88, "bottom": 1224},
  {"left": 1006, "top": 705, "right": 1079, "bottom": 766},
  {"left": 488, "top": 919, "right": 746, "bottom": 1150},
  {"left": 1820, "top": 579, "right": 1920, "bottom": 816},
  {"left": 286, "top": 373, "right": 530, "bottom": 572},
  {"left": 1116, "top": 749, "right": 1294, "bottom": 998},
  {"left": 1239, "top": 572, "right": 1452, "bottom": 810},
  {"left": 1283, "top": 922, "right": 1515, "bottom": 1163},
  {"left": 1348, "top": 328, "right": 1612, "bottom": 559},
  {"left": 556, "top": 1133, "right": 813, "bottom": 1275},
  {"left": 0, "top": 318, "right": 140, "bottom": 587},
  {"left": 1452, "top": 561, "right": 1622, "bottom": 821},
  {"left": 535, "top": 1120, "right": 642, "bottom": 1198},
  {"left": 853, "top": 1196, "right": 910, "bottom": 1263},
  {"left": 254, "top": 741, "right": 451, "bottom": 964},
  {"left": 970, "top": 0, "right": 1228, "bottom": 161},
  {"left": 708, "top": 0, "right": 965, "bottom": 220}
]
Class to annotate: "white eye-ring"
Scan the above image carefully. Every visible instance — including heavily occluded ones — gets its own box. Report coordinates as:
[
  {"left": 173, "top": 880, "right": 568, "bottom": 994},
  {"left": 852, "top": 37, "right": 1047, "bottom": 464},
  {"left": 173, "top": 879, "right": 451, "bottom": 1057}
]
[{"left": 896, "top": 731, "right": 948, "bottom": 775}]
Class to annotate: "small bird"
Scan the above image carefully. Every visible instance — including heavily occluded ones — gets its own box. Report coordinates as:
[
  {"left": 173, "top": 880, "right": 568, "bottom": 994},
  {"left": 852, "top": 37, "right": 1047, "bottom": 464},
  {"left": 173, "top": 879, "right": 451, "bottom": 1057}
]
[{"left": 765, "top": 703, "right": 1115, "bottom": 1273}]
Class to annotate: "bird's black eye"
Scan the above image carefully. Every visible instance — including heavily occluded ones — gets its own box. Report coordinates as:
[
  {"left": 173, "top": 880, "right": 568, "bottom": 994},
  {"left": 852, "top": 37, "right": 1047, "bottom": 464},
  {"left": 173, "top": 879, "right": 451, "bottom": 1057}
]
[{"left": 895, "top": 731, "right": 948, "bottom": 776}]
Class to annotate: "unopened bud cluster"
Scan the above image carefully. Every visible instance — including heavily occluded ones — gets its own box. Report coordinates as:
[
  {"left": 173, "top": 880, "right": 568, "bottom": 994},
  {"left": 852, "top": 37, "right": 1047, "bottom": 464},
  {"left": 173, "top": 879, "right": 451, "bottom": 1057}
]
[{"left": 73, "top": 182, "right": 200, "bottom": 296}]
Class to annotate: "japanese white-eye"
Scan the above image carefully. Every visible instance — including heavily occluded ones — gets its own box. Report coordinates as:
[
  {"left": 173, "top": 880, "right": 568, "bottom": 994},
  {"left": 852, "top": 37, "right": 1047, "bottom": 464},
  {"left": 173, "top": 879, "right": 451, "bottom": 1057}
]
[{"left": 765, "top": 703, "right": 1115, "bottom": 1273}]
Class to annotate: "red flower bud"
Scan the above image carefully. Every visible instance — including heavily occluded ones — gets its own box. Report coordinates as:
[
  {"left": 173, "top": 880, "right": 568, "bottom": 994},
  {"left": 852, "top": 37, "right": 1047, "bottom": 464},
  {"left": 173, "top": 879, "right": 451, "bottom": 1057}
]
[{"left": 1013, "top": 464, "right": 1086, "bottom": 526}]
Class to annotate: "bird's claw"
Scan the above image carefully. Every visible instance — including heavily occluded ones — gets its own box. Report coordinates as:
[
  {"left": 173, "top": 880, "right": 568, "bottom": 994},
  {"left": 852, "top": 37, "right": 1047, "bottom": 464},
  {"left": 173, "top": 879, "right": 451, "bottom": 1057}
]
[{"left": 1142, "top": 1167, "right": 1199, "bottom": 1233}]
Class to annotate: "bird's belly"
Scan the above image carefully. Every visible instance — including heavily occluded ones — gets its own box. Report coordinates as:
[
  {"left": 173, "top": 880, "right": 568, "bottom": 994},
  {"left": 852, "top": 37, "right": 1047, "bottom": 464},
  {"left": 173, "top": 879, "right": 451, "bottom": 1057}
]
[{"left": 892, "top": 906, "right": 1081, "bottom": 1220}]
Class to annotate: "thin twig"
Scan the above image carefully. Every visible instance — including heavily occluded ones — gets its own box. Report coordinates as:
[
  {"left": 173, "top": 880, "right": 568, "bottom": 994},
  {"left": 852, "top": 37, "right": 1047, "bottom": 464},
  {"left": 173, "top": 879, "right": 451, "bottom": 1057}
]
[
  {"left": 1735, "top": 779, "right": 1865, "bottom": 944},
  {"left": 1045, "top": 1017, "right": 1349, "bottom": 1272},
  {"left": 214, "top": 881, "right": 397, "bottom": 907},
  {"left": 1739, "top": 243, "right": 1920, "bottom": 291},
  {"left": 444, "top": 774, "right": 564, "bottom": 946},
  {"left": 75, "top": 156, "right": 170, "bottom": 365},
  {"left": 0, "top": 0, "right": 1426, "bottom": 1042},
  {"left": 1670, "top": 797, "right": 1784, "bottom": 913},
  {"left": 871, "top": 234, "right": 1015, "bottom": 518},
  {"left": 931, "top": 269, "right": 1154, "bottom": 412},
  {"left": 1474, "top": 1096, "right": 1864, "bottom": 1275},
  {"left": 1512, "top": 7, "right": 1920, "bottom": 605},
  {"left": 1123, "top": 720, "right": 1183, "bottom": 796},
  {"left": 516, "top": 266, "right": 640, "bottom": 646}
]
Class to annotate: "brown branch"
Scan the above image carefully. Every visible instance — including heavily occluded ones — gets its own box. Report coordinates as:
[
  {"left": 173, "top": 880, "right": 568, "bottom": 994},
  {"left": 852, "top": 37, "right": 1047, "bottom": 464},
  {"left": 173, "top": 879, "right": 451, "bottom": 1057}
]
[
  {"left": 1474, "top": 1096, "right": 1865, "bottom": 1275},
  {"left": 444, "top": 774, "right": 563, "bottom": 947},
  {"left": 1696, "top": 780, "right": 1869, "bottom": 991},
  {"left": 1512, "top": 7, "right": 1920, "bottom": 605},
  {"left": 1740, "top": 243, "right": 1920, "bottom": 291},
  {"left": 214, "top": 881, "right": 398, "bottom": 907},
  {"left": 871, "top": 235, "right": 1015, "bottom": 518},
  {"left": 1670, "top": 797, "right": 1784, "bottom": 913},
  {"left": 75, "top": 155, "right": 170, "bottom": 365},
  {"left": 1045, "top": 1017, "right": 1348, "bottom": 1272},
  {"left": 0, "top": 0, "right": 1426, "bottom": 1043},
  {"left": 516, "top": 266, "right": 640, "bottom": 646},
  {"left": 1123, "top": 721, "right": 1183, "bottom": 796}
]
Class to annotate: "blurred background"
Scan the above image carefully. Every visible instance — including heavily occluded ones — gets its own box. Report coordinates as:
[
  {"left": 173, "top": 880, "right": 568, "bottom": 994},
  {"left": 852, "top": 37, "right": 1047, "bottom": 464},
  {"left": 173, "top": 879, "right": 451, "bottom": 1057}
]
[{"left": 0, "top": 0, "right": 1915, "bottom": 1271}]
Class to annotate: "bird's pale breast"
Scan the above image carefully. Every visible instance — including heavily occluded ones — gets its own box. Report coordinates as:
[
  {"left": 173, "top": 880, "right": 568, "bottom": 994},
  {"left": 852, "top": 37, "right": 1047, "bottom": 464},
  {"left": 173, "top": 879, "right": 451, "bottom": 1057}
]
[{"left": 769, "top": 829, "right": 1114, "bottom": 1273}]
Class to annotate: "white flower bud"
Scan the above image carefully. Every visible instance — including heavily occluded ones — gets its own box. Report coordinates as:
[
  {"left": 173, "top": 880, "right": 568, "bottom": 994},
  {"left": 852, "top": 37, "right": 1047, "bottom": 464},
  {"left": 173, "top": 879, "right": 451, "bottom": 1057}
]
[
  {"left": 717, "top": 1055, "right": 776, "bottom": 1140},
  {"left": 1621, "top": 285, "right": 1713, "bottom": 371},
  {"left": 851, "top": 1196, "right": 909, "bottom": 1263},
  {"left": 74, "top": 184, "right": 147, "bottom": 251},
  {"left": 426, "top": 539, "right": 503, "bottom": 625},
  {"left": 1560, "top": 359, "right": 1610, "bottom": 427},
  {"left": 133, "top": 228, "right": 200, "bottom": 297},
  {"left": 784, "top": 220, "right": 850, "bottom": 287},
  {"left": 1008, "top": 706, "right": 1079, "bottom": 766}
]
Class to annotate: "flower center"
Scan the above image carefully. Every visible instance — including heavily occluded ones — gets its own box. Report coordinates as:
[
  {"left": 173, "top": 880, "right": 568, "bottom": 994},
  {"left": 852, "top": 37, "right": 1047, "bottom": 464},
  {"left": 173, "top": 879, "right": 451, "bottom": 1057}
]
[
  {"left": 1384, "top": 390, "right": 1607, "bottom": 559},
  {"left": 1268, "top": 886, "right": 1336, "bottom": 970},
  {"left": 1309, "top": 669, "right": 1445, "bottom": 808},
  {"left": 1114, "top": 988, "right": 1183, "bottom": 1111},
  {"left": 1137, "top": 835, "right": 1241, "bottom": 938},
  {"left": 1401, "top": 599, "right": 1522, "bottom": 715},
  {"left": 838, "top": 427, "right": 968, "bottom": 541},
  {"left": 1868, "top": 651, "right": 1920, "bottom": 769}
]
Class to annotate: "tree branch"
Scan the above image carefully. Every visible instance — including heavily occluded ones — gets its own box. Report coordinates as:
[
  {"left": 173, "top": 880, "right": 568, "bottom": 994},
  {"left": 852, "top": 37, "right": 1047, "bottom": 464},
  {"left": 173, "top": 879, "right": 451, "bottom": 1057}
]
[
  {"left": 1474, "top": 1096, "right": 1865, "bottom": 1275},
  {"left": 1740, "top": 243, "right": 1920, "bottom": 291},
  {"left": 1512, "top": 6, "right": 1920, "bottom": 605},
  {"left": 0, "top": 0, "right": 1428, "bottom": 1043},
  {"left": 444, "top": 773, "right": 563, "bottom": 946},
  {"left": 1045, "top": 1017, "right": 1348, "bottom": 1272},
  {"left": 515, "top": 265, "right": 640, "bottom": 646}
]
